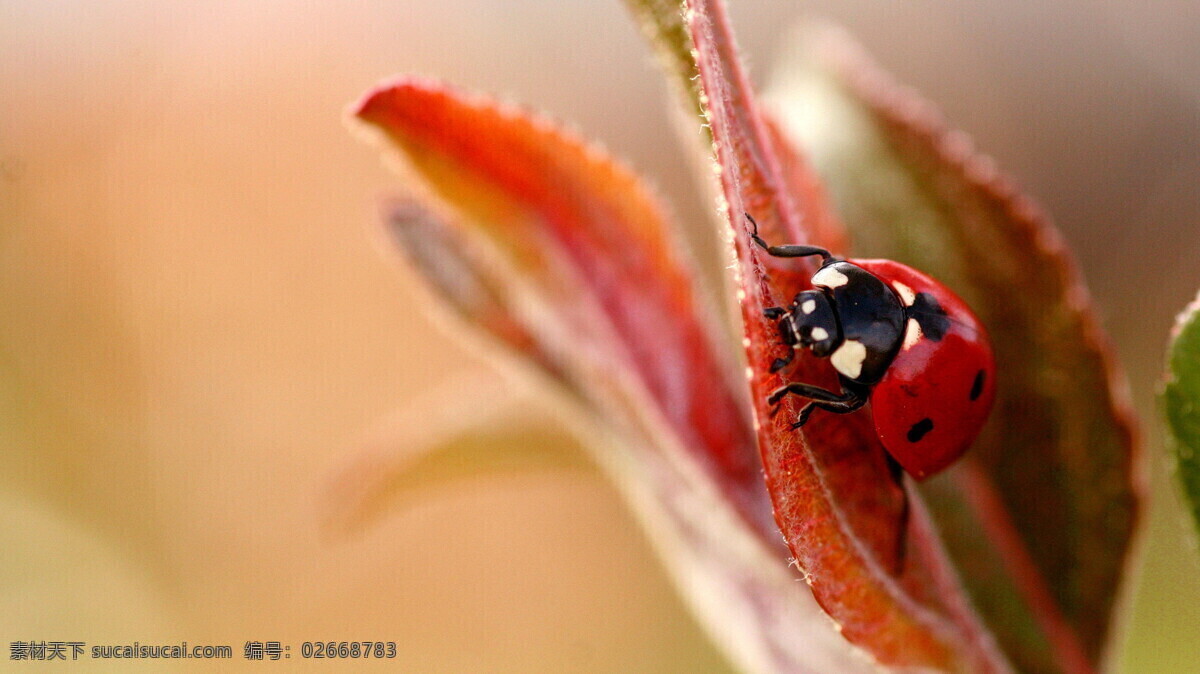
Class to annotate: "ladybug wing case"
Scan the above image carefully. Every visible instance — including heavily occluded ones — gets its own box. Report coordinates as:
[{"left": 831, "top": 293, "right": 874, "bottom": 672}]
[{"left": 852, "top": 260, "right": 997, "bottom": 480}]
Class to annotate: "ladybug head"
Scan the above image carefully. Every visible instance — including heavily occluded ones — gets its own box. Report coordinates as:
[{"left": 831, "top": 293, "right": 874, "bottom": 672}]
[{"left": 785, "top": 289, "right": 842, "bottom": 358}]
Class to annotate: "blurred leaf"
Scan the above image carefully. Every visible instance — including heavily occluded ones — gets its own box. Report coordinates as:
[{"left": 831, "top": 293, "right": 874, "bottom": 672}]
[
  {"left": 350, "top": 78, "right": 879, "bottom": 673},
  {"left": 767, "top": 23, "right": 1141, "bottom": 673},
  {"left": 352, "top": 78, "right": 767, "bottom": 527},
  {"left": 323, "top": 376, "right": 590, "bottom": 537},
  {"left": 380, "top": 199, "right": 570, "bottom": 384},
  {"left": 682, "top": 2, "right": 1009, "bottom": 670},
  {"left": 1165, "top": 291, "right": 1200, "bottom": 536}
]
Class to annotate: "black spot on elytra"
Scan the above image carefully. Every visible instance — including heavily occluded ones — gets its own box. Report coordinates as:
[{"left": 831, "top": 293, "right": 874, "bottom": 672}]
[
  {"left": 970, "top": 369, "right": 986, "bottom": 401},
  {"left": 910, "top": 292, "right": 950, "bottom": 341},
  {"left": 907, "top": 417, "right": 934, "bottom": 443}
]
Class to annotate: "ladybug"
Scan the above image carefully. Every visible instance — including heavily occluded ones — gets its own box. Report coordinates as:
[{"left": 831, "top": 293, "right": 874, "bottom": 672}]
[{"left": 748, "top": 215, "right": 996, "bottom": 480}]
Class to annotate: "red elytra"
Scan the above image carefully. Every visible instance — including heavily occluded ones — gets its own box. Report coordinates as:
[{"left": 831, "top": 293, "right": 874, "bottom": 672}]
[{"left": 854, "top": 260, "right": 996, "bottom": 480}]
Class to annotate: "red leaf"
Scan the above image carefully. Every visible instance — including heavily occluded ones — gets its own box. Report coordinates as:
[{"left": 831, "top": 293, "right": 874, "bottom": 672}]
[
  {"left": 684, "top": 0, "right": 1010, "bottom": 669},
  {"left": 354, "top": 79, "right": 776, "bottom": 529}
]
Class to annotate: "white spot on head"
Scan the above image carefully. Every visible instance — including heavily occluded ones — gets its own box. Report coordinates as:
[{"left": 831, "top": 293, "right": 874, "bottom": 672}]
[
  {"left": 831, "top": 340, "right": 867, "bottom": 379},
  {"left": 903, "top": 318, "right": 922, "bottom": 349},
  {"left": 812, "top": 266, "right": 849, "bottom": 289},
  {"left": 801, "top": 299, "right": 817, "bottom": 314},
  {"left": 892, "top": 281, "right": 917, "bottom": 307},
  {"left": 741, "top": 336, "right": 751, "bottom": 348},
  {"left": 744, "top": 366, "right": 754, "bottom": 380},
  {"left": 810, "top": 326, "right": 829, "bottom": 341}
]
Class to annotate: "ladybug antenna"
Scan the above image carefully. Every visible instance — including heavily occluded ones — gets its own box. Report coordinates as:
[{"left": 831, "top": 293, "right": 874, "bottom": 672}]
[{"left": 744, "top": 213, "right": 832, "bottom": 262}]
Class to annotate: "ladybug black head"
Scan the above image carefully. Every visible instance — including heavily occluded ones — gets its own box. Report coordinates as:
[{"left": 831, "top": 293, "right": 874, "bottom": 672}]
[{"left": 785, "top": 289, "right": 842, "bottom": 357}]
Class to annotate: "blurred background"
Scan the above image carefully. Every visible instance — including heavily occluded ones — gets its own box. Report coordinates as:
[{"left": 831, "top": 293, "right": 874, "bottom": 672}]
[{"left": 2, "top": 0, "right": 1199, "bottom": 670}]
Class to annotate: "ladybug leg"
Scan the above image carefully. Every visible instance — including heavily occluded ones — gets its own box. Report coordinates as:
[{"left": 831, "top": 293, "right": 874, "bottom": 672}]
[
  {"left": 771, "top": 356, "right": 794, "bottom": 374},
  {"left": 771, "top": 380, "right": 869, "bottom": 427},
  {"left": 758, "top": 242, "right": 832, "bottom": 260},
  {"left": 792, "top": 395, "right": 868, "bottom": 428},
  {"left": 767, "top": 382, "right": 855, "bottom": 407},
  {"left": 885, "top": 453, "right": 910, "bottom": 574},
  {"left": 746, "top": 214, "right": 832, "bottom": 261},
  {"left": 770, "top": 316, "right": 799, "bottom": 373}
]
